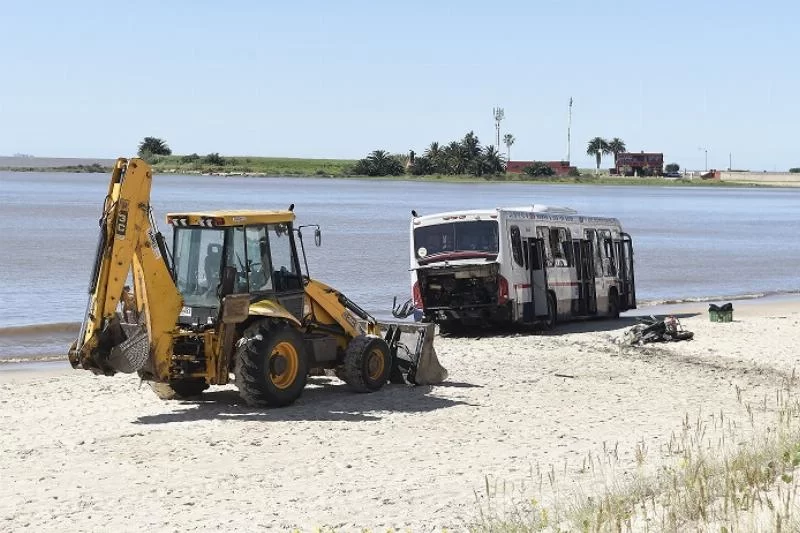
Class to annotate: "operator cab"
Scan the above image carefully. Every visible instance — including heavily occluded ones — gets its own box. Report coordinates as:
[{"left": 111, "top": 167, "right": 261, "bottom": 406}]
[{"left": 167, "top": 211, "right": 305, "bottom": 327}]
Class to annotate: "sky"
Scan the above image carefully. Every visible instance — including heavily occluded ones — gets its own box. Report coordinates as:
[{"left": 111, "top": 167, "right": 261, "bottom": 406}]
[{"left": 1, "top": 0, "right": 797, "bottom": 171}]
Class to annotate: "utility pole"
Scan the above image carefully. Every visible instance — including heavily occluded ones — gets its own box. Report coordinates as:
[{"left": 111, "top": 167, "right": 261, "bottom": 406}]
[
  {"left": 493, "top": 107, "right": 504, "bottom": 149},
  {"left": 705, "top": 149, "right": 708, "bottom": 172},
  {"left": 566, "top": 97, "right": 573, "bottom": 163},
  {"left": 729, "top": 152, "right": 732, "bottom": 171}
]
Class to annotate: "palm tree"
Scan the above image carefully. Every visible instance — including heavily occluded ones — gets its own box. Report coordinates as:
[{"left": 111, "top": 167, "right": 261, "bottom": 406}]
[
  {"left": 586, "top": 137, "right": 611, "bottom": 174},
  {"left": 424, "top": 141, "right": 441, "bottom": 160},
  {"left": 608, "top": 137, "right": 627, "bottom": 166},
  {"left": 480, "top": 145, "right": 505, "bottom": 175},
  {"left": 443, "top": 141, "right": 465, "bottom": 174},
  {"left": 503, "top": 134, "right": 515, "bottom": 161},
  {"left": 137, "top": 137, "right": 171, "bottom": 157},
  {"left": 461, "top": 131, "right": 482, "bottom": 160},
  {"left": 424, "top": 142, "right": 444, "bottom": 173}
]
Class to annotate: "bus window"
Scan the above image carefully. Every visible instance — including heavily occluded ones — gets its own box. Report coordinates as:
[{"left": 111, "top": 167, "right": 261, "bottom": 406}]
[
  {"left": 585, "top": 229, "right": 603, "bottom": 277},
  {"left": 560, "top": 228, "right": 574, "bottom": 266},
  {"left": 522, "top": 239, "right": 529, "bottom": 268},
  {"left": 599, "top": 229, "right": 615, "bottom": 276},
  {"left": 536, "top": 227, "right": 553, "bottom": 267},
  {"left": 550, "top": 227, "right": 571, "bottom": 267},
  {"left": 510, "top": 225, "right": 523, "bottom": 266}
]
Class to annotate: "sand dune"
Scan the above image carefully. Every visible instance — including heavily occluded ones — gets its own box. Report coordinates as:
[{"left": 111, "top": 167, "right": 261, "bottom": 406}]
[{"left": 1, "top": 299, "right": 798, "bottom": 531}]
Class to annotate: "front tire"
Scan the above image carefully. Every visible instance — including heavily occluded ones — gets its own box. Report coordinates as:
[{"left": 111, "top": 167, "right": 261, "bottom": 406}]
[
  {"left": 235, "top": 322, "right": 308, "bottom": 407},
  {"left": 342, "top": 335, "right": 391, "bottom": 393}
]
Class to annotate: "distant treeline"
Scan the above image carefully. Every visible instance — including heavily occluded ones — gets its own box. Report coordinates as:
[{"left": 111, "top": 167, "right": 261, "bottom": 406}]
[
  {"left": 353, "top": 131, "right": 505, "bottom": 177},
  {"left": 0, "top": 163, "right": 111, "bottom": 173}
]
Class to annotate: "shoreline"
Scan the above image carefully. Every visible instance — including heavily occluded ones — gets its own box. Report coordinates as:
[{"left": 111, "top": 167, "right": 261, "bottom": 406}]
[
  {"left": 3, "top": 165, "right": 797, "bottom": 188},
  {"left": 3, "top": 291, "right": 798, "bottom": 373}
]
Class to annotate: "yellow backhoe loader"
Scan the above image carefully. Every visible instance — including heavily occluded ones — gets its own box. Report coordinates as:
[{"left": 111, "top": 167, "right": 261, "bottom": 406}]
[{"left": 68, "top": 158, "right": 446, "bottom": 407}]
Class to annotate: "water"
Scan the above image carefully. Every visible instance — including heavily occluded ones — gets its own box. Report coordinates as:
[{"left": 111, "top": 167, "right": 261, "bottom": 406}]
[{"left": 2, "top": 171, "right": 799, "bottom": 361}]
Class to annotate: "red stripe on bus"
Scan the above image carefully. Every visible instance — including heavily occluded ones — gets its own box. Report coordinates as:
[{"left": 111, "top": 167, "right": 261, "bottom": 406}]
[{"left": 514, "top": 281, "right": 579, "bottom": 289}]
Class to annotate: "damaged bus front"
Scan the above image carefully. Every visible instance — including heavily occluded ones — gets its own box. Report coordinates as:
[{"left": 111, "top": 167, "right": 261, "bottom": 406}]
[{"left": 410, "top": 212, "right": 510, "bottom": 331}]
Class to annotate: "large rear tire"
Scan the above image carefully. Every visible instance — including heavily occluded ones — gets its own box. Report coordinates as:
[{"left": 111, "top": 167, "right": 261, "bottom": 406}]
[
  {"left": 150, "top": 380, "right": 209, "bottom": 400},
  {"left": 342, "top": 335, "right": 391, "bottom": 393},
  {"left": 235, "top": 322, "right": 308, "bottom": 407}
]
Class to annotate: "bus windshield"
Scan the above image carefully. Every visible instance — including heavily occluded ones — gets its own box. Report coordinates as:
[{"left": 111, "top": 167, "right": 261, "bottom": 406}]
[{"left": 413, "top": 220, "right": 499, "bottom": 262}]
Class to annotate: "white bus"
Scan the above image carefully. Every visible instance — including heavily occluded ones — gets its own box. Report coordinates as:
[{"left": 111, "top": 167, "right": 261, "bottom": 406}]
[{"left": 408, "top": 205, "right": 636, "bottom": 332}]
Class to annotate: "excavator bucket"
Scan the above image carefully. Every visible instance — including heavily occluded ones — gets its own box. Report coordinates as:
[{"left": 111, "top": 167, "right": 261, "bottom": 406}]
[{"left": 381, "top": 322, "right": 447, "bottom": 385}]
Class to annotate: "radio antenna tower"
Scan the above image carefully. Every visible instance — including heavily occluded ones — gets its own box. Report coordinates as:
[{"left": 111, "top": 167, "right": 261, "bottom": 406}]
[
  {"left": 566, "top": 97, "right": 573, "bottom": 163},
  {"left": 493, "top": 107, "right": 505, "bottom": 149}
]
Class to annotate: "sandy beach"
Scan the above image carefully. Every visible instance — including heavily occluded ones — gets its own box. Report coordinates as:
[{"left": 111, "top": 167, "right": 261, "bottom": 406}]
[{"left": 1, "top": 298, "right": 799, "bottom": 531}]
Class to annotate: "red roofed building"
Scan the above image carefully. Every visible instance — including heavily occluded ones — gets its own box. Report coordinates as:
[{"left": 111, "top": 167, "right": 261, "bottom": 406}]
[{"left": 614, "top": 152, "right": 664, "bottom": 176}]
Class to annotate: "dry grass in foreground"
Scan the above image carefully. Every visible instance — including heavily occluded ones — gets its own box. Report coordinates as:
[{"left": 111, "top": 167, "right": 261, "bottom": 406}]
[{"left": 472, "top": 377, "right": 800, "bottom": 532}]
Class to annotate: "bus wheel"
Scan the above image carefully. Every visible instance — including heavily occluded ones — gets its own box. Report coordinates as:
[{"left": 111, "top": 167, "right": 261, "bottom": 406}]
[
  {"left": 543, "top": 293, "right": 557, "bottom": 330},
  {"left": 608, "top": 290, "right": 620, "bottom": 319}
]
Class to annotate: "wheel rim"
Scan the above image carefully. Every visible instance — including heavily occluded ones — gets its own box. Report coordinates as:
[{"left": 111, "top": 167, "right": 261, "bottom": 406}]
[
  {"left": 366, "top": 347, "right": 385, "bottom": 381},
  {"left": 269, "top": 341, "right": 299, "bottom": 390}
]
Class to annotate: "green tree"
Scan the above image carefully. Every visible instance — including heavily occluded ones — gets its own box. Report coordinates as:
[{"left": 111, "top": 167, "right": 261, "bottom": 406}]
[
  {"left": 424, "top": 142, "right": 445, "bottom": 173},
  {"left": 586, "top": 137, "right": 611, "bottom": 174},
  {"left": 503, "top": 133, "right": 515, "bottom": 161},
  {"left": 608, "top": 137, "right": 627, "bottom": 165},
  {"left": 478, "top": 145, "right": 505, "bottom": 176},
  {"left": 665, "top": 162, "right": 680, "bottom": 172},
  {"left": 408, "top": 156, "right": 435, "bottom": 176},
  {"left": 204, "top": 153, "right": 226, "bottom": 165},
  {"left": 442, "top": 141, "right": 466, "bottom": 174},
  {"left": 523, "top": 162, "right": 555, "bottom": 177},
  {"left": 352, "top": 150, "right": 405, "bottom": 176},
  {"left": 137, "top": 137, "right": 172, "bottom": 158}
]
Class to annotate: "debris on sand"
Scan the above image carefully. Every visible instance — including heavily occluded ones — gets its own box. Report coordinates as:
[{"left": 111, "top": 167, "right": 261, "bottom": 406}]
[{"left": 621, "top": 315, "right": 694, "bottom": 346}]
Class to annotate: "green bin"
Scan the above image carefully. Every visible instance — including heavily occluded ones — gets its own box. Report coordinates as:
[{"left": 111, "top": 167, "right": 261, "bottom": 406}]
[{"left": 708, "top": 303, "right": 733, "bottom": 322}]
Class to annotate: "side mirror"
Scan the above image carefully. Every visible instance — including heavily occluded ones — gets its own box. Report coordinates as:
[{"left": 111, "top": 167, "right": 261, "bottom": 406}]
[{"left": 314, "top": 228, "right": 322, "bottom": 247}]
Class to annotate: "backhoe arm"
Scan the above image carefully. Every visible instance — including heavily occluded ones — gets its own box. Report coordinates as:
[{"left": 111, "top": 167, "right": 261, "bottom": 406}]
[{"left": 68, "top": 158, "right": 182, "bottom": 378}]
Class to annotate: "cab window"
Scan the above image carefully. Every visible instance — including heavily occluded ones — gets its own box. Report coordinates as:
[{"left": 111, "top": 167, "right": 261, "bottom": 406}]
[
  {"left": 245, "top": 226, "right": 272, "bottom": 292},
  {"left": 225, "top": 227, "right": 249, "bottom": 293},
  {"left": 269, "top": 223, "right": 302, "bottom": 290}
]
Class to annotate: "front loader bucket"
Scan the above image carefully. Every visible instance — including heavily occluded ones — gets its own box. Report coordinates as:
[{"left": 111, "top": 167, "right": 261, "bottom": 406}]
[{"left": 380, "top": 322, "right": 447, "bottom": 385}]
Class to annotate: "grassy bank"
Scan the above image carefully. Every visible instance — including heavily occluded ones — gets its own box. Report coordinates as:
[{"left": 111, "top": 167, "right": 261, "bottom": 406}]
[
  {"left": 149, "top": 155, "right": 357, "bottom": 177},
  {"left": 2, "top": 155, "right": 769, "bottom": 187},
  {"left": 0, "top": 163, "right": 112, "bottom": 173}
]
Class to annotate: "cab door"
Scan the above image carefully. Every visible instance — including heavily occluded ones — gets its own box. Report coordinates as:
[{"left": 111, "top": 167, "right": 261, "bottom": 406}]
[
  {"left": 268, "top": 223, "right": 305, "bottom": 319},
  {"left": 245, "top": 223, "right": 305, "bottom": 320},
  {"left": 572, "top": 239, "right": 597, "bottom": 316}
]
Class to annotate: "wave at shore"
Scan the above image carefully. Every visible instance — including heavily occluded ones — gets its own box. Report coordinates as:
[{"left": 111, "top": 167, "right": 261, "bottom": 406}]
[
  {"left": 0, "top": 322, "right": 80, "bottom": 338},
  {"left": 638, "top": 289, "right": 800, "bottom": 307},
  {"left": 1, "top": 290, "right": 798, "bottom": 365}
]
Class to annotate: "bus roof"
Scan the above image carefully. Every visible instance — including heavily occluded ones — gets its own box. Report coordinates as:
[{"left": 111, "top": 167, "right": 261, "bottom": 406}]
[{"left": 412, "top": 205, "right": 621, "bottom": 227}]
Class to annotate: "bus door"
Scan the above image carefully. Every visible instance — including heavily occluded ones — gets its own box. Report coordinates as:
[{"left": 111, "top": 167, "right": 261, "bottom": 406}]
[
  {"left": 572, "top": 239, "right": 597, "bottom": 315},
  {"left": 616, "top": 232, "right": 636, "bottom": 310},
  {"left": 528, "top": 238, "right": 549, "bottom": 319}
]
